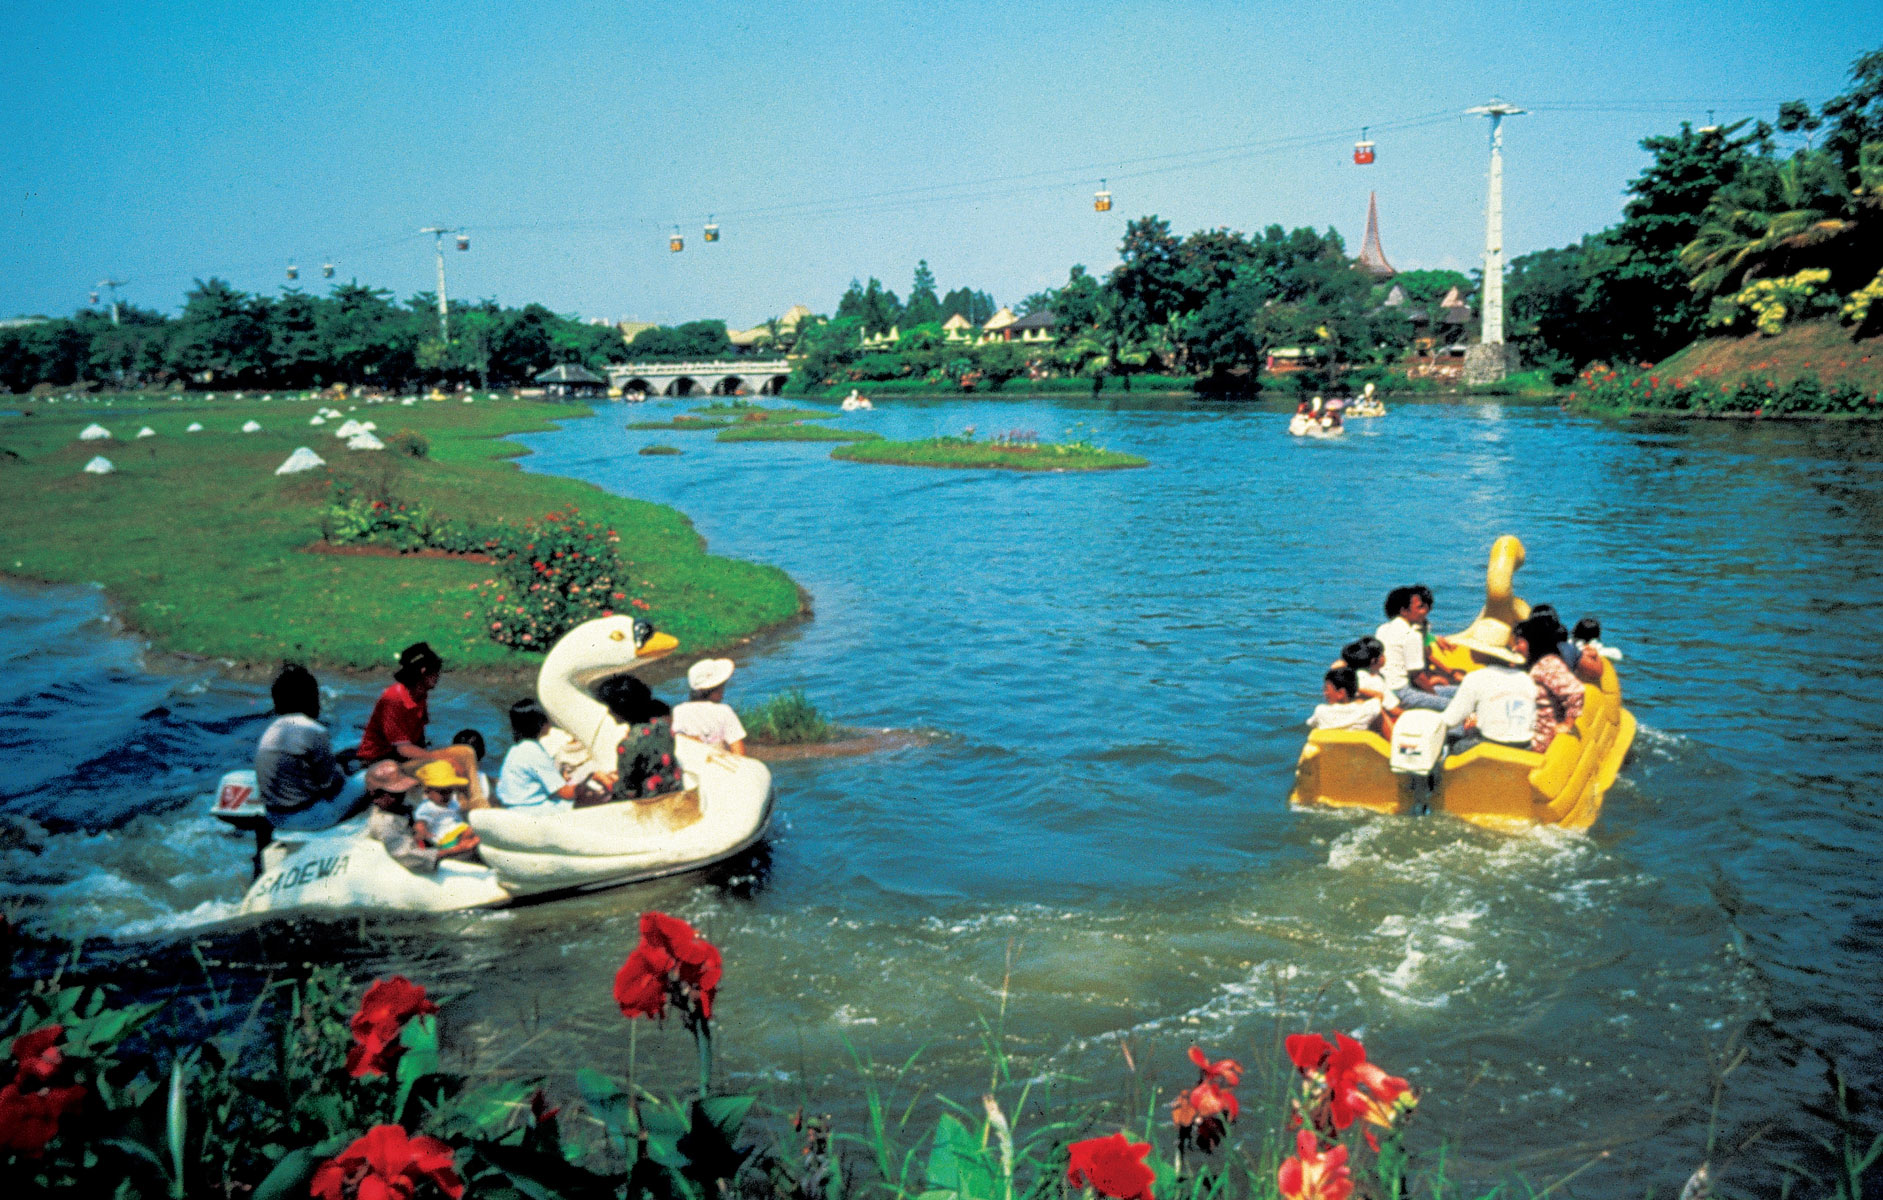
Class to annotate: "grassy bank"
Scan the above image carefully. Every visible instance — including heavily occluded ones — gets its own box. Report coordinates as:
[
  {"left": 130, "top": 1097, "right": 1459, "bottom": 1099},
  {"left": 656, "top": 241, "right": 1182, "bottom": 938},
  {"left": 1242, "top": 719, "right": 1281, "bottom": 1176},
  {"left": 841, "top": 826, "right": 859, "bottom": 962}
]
[
  {"left": 832, "top": 434, "right": 1147, "bottom": 470},
  {"left": 798, "top": 374, "right": 1195, "bottom": 398},
  {"left": 0, "top": 391, "right": 803, "bottom": 673},
  {"left": 1656, "top": 319, "right": 1883, "bottom": 391}
]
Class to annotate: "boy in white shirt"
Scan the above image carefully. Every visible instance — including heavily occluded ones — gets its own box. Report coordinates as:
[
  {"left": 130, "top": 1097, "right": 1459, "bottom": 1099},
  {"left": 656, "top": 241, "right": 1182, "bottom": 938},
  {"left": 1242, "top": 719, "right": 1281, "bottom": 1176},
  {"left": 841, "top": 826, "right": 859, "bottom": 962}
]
[
  {"left": 1308, "top": 668, "right": 1384, "bottom": 733},
  {"left": 672, "top": 659, "right": 747, "bottom": 754}
]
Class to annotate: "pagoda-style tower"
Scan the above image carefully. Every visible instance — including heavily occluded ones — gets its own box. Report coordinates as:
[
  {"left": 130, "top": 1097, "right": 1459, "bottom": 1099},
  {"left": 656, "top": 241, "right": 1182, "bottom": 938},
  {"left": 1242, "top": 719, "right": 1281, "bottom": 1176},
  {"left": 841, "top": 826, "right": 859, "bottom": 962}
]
[{"left": 1356, "top": 191, "right": 1395, "bottom": 278}]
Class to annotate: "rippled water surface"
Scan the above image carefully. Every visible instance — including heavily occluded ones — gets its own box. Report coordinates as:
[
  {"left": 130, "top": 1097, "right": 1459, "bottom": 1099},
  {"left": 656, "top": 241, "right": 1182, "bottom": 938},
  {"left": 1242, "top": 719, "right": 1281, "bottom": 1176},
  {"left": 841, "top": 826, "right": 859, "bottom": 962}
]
[{"left": 7, "top": 395, "right": 1883, "bottom": 1196}]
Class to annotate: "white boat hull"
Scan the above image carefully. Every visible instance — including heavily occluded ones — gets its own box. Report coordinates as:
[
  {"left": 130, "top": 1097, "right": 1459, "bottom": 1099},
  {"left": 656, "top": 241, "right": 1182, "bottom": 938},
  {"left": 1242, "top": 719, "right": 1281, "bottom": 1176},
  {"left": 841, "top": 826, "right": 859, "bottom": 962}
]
[{"left": 230, "top": 739, "right": 773, "bottom": 917}]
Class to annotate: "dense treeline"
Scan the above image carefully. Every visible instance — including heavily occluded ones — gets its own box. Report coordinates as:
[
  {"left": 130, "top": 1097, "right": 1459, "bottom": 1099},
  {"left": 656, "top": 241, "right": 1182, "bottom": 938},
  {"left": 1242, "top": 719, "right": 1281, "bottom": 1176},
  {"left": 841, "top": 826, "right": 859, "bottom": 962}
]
[
  {"left": 1507, "top": 49, "right": 1883, "bottom": 375},
  {"left": 0, "top": 279, "right": 630, "bottom": 393}
]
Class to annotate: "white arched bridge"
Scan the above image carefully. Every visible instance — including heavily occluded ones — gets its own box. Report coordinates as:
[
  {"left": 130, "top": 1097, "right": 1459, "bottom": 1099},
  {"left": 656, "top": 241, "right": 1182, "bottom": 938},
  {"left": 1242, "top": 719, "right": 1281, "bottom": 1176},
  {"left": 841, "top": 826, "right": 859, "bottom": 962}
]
[{"left": 607, "top": 359, "right": 792, "bottom": 397}]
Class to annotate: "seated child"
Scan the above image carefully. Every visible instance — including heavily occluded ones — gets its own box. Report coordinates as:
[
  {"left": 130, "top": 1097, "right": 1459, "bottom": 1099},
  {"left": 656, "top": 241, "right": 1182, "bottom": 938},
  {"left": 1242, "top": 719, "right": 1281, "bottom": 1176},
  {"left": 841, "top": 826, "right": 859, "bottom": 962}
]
[
  {"left": 450, "top": 728, "right": 495, "bottom": 808},
  {"left": 1573, "top": 617, "right": 1622, "bottom": 664},
  {"left": 411, "top": 760, "right": 479, "bottom": 857},
  {"left": 1337, "top": 636, "right": 1399, "bottom": 712},
  {"left": 1308, "top": 667, "right": 1384, "bottom": 733},
  {"left": 363, "top": 761, "right": 440, "bottom": 875}
]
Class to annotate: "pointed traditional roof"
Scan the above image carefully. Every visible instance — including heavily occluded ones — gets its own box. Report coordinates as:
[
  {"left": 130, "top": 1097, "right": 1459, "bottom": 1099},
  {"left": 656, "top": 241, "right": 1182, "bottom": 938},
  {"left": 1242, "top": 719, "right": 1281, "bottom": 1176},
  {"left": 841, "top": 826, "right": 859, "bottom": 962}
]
[
  {"left": 982, "top": 306, "right": 1016, "bottom": 331},
  {"left": 1383, "top": 284, "right": 1408, "bottom": 307},
  {"left": 1356, "top": 191, "right": 1395, "bottom": 278},
  {"left": 1439, "top": 286, "right": 1465, "bottom": 307},
  {"left": 941, "top": 313, "right": 972, "bottom": 329}
]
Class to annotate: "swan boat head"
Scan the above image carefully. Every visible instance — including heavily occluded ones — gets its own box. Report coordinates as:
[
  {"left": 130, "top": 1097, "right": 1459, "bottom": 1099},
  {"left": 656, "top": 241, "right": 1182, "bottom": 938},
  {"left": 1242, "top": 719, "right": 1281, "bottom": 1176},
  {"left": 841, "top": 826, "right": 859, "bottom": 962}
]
[
  {"left": 1453, "top": 534, "right": 1532, "bottom": 651},
  {"left": 538, "top": 616, "right": 681, "bottom": 763}
]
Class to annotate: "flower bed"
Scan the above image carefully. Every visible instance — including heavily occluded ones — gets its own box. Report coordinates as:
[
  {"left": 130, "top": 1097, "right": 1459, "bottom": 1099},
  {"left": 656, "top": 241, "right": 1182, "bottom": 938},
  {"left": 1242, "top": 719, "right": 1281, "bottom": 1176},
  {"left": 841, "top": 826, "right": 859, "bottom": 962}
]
[
  {"left": 3, "top": 910, "right": 1448, "bottom": 1200},
  {"left": 1566, "top": 362, "right": 1883, "bottom": 417}
]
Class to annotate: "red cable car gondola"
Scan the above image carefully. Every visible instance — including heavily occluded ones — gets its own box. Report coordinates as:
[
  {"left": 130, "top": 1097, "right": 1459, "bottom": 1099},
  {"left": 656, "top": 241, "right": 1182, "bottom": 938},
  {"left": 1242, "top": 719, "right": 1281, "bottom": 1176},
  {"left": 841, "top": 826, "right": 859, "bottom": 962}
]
[{"left": 1354, "top": 128, "right": 1376, "bottom": 166}]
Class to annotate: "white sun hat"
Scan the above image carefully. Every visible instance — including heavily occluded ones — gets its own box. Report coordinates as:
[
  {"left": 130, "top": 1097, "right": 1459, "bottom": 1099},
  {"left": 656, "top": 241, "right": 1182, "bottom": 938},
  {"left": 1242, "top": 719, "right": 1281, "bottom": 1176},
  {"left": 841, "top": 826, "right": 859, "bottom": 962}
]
[{"left": 687, "top": 658, "right": 735, "bottom": 692}]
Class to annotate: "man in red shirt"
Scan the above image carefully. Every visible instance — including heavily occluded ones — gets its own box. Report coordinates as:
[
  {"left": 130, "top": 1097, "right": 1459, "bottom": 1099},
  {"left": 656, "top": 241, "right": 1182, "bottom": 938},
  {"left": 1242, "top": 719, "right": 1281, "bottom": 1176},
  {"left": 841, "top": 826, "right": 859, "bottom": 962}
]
[{"left": 358, "top": 642, "right": 488, "bottom": 806}]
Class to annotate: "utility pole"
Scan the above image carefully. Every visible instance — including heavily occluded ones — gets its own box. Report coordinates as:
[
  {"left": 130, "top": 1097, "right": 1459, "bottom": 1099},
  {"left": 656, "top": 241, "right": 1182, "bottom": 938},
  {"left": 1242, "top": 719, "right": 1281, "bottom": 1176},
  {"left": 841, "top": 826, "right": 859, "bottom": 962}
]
[
  {"left": 96, "top": 279, "right": 127, "bottom": 326},
  {"left": 419, "top": 227, "right": 462, "bottom": 341},
  {"left": 1464, "top": 100, "right": 1523, "bottom": 383}
]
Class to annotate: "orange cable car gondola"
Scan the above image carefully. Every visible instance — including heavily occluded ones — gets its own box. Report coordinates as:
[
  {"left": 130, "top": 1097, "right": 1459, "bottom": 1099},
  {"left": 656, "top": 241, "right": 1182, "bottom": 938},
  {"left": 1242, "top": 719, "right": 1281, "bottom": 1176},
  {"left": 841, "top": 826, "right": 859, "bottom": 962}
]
[
  {"left": 703, "top": 215, "right": 720, "bottom": 243},
  {"left": 669, "top": 226, "right": 684, "bottom": 253},
  {"left": 1094, "top": 179, "right": 1112, "bottom": 212},
  {"left": 1354, "top": 128, "right": 1376, "bottom": 166}
]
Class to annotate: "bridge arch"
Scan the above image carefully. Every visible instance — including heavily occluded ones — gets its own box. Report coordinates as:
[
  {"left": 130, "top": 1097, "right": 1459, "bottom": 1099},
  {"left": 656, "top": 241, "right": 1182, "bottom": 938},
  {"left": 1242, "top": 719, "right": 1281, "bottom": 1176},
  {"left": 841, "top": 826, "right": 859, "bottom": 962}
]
[
  {"left": 666, "top": 376, "right": 699, "bottom": 397},
  {"left": 712, "top": 376, "right": 748, "bottom": 396},
  {"left": 622, "top": 377, "right": 656, "bottom": 396},
  {"left": 761, "top": 374, "right": 791, "bottom": 395}
]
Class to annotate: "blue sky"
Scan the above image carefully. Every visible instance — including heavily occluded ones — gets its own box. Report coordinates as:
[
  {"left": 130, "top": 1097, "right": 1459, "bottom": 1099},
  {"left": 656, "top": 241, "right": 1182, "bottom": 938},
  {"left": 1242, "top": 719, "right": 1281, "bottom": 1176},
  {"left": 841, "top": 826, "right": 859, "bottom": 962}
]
[{"left": 1, "top": 1, "right": 1874, "bottom": 327}]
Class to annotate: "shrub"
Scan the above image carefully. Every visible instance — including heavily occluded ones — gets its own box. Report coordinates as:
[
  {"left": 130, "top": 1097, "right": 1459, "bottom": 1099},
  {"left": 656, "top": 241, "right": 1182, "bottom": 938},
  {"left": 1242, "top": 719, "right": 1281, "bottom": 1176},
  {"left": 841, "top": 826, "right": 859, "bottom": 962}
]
[
  {"left": 1565, "top": 362, "right": 1883, "bottom": 416},
  {"left": 739, "top": 689, "right": 833, "bottom": 743},
  {"left": 385, "top": 428, "right": 429, "bottom": 458},
  {"left": 472, "top": 507, "right": 640, "bottom": 650}
]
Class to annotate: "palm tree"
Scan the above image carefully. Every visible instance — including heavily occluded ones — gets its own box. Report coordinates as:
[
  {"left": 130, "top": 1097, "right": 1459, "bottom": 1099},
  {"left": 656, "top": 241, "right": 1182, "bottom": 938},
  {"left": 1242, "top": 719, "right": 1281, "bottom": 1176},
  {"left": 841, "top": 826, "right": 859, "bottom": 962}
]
[{"left": 1682, "top": 148, "right": 1869, "bottom": 296}]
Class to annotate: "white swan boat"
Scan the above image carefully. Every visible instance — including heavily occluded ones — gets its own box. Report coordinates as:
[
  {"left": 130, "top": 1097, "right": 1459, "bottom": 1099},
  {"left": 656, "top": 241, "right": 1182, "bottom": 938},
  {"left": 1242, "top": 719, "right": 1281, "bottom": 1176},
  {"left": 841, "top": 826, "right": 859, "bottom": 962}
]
[{"left": 213, "top": 616, "right": 775, "bottom": 917}]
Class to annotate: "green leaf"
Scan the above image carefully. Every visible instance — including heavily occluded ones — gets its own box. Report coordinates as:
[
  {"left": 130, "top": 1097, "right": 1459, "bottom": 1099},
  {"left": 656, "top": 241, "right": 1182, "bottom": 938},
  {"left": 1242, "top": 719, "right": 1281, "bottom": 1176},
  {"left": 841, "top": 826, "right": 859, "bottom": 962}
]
[
  {"left": 698, "top": 1094, "right": 754, "bottom": 1140},
  {"left": 926, "top": 1113, "right": 995, "bottom": 1200},
  {"left": 394, "top": 1015, "right": 442, "bottom": 1121},
  {"left": 574, "top": 1068, "right": 633, "bottom": 1145},
  {"left": 251, "top": 1147, "right": 322, "bottom": 1200}
]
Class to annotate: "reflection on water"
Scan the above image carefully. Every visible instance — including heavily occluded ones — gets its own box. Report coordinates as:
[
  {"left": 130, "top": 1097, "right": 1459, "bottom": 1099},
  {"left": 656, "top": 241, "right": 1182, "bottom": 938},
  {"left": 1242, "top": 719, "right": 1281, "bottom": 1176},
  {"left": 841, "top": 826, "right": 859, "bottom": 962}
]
[{"left": 6, "top": 397, "right": 1883, "bottom": 1197}]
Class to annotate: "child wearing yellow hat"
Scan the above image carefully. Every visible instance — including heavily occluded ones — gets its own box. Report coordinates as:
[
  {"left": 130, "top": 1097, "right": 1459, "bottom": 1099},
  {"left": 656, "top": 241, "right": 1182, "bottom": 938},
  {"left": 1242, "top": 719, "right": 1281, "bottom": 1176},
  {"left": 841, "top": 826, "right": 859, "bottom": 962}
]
[{"left": 412, "top": 760, "right": 478, "bottom": 856}]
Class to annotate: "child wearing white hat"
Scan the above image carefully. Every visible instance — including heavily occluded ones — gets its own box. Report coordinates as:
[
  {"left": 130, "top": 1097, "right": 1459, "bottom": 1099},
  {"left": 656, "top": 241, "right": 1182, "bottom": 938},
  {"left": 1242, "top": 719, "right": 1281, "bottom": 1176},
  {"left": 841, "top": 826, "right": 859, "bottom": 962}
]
[{"left": 672, "top": 658, "right": 746, "bottom": 755}]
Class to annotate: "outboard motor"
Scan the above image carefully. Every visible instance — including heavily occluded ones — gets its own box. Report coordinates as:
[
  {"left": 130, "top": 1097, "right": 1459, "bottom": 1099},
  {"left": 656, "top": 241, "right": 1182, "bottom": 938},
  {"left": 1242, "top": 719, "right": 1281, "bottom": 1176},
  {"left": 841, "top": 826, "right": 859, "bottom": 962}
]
[{"left": 1388, "top": 710, "right": 1447, "bottom": 814}]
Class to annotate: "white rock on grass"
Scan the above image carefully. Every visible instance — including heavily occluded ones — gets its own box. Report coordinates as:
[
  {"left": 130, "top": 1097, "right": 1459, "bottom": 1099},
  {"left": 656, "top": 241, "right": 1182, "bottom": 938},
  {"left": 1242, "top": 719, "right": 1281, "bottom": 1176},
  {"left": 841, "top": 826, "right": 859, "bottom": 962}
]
[
  {"left": 400, "top": 398, "right": 416, "bottom": 406},
  {"left": 346, "top": 432, "right": 385, "bottom": 451},
  {"left": 310, "top": 415, "right": 326, "bottom": 426},
  {"left": 136, "top": 426, "right": 156, "bottom": 438},
  {"left": 185, "top": 422, "right": 204, "bottom": 432},
  {"left": 333, "top": 419, "right": 364, "bottom": 438},
  {"left": 241, "top": 420, "right": 262, "bottom": 433},
  {"left": 83, "top": 456, "right": 115, "bottom": 474},
  {"left": 359, "top": 421, "right": 376, "bottom": 431},
  {"left": 275, "top": 447, "right": 326, "bottom": 475},
  {"left": 79, "top": 423, "right": 111, "bottom": 440}
]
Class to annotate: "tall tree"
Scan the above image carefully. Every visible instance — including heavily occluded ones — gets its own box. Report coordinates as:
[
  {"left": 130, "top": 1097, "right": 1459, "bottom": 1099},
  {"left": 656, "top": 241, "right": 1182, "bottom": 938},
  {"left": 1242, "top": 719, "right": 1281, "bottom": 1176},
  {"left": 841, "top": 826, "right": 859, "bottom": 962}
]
[
  {"left": 166, "top": 279, "right": 269, "bottom": 384},
  {"left": 1054, "top": 265, "right": 1102, "bottom": 331},
  {"left": 1106, "top": 216, "right": 1185, "bottom": 344},
  {"left": 904, "top": 260, "right": 942, "bottom": 326}
]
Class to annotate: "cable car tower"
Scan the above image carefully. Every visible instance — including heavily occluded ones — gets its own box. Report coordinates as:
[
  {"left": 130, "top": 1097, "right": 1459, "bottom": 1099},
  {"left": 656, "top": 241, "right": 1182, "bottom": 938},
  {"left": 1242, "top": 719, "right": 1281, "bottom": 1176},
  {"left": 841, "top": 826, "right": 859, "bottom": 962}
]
[
  {"left": 420, "top": 226, "right": 468, "bottom": 341},
  {"left": 94, "top": 279, "right": 127, "bottom": 325},
  {"left": 1464, "top": 99, "right": 1524, "bottom": 384}
]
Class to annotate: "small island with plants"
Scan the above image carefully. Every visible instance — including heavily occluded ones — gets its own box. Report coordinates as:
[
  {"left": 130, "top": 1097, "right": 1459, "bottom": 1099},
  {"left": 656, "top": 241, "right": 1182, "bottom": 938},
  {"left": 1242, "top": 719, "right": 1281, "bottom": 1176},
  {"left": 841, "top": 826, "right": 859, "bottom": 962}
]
[{"left": 831, "top": 427, "right": 1147, "bottom": 471}]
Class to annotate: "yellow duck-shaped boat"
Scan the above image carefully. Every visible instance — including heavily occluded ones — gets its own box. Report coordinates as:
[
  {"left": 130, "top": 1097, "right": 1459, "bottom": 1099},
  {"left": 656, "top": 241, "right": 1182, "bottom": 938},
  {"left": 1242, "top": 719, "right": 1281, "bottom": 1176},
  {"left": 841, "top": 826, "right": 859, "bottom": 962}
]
[{"left": 1289, "top": 535, "right": 1636, "bottom": 833}]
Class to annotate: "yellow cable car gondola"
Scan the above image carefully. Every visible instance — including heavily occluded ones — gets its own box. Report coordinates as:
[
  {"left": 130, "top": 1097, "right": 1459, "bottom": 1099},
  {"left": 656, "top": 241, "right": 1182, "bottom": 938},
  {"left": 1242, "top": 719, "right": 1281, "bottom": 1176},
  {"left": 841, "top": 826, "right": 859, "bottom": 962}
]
[
  {"left": 1094, "top": 179, "right": 1112, "bottom": 212},
  {"left": 1354, "top": 128, "right": 1376, "bottom": 165},
  {"left": 286, "top": 263, "right": 299, "bottom": 281},
  {"left": 703, "top": 215, "right": 720, "bottom": 243},
  {"left": 670, "top": 226, "right": 684, "bottom": 253}
]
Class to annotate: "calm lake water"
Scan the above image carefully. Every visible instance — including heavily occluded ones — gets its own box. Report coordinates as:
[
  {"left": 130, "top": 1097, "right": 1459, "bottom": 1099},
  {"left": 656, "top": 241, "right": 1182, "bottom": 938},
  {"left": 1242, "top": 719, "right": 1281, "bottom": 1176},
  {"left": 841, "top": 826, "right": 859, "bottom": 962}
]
[{"left": 6, "top": 394, "right": 1883, "bottom": 1196}]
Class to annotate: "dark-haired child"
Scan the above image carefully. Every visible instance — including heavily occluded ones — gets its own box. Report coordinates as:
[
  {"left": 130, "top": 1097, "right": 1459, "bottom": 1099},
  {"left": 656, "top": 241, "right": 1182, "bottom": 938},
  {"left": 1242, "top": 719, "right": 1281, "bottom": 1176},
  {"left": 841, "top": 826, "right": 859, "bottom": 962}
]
[{"left": 1308, "top": 667, "right": 1384, "bottom": 733}]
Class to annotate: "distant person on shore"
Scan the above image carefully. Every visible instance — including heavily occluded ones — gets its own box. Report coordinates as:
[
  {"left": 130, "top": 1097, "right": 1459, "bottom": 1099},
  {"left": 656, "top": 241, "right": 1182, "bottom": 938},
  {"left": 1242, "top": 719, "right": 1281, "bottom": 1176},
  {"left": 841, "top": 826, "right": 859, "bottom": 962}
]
[
  {"left": 357, "top": 642, "right": 487, "bottom": 806},
  {"left": 598, "top": 674, "right": 685, "bottom": 804},
  {"left": 1307, "top": 667, "right": 1384, "bottom": 733},
  {"left": 494, "top": 699, "right": 582, "bottom": 808},
  {"left": 1376, "top": 586, "right": 1458, "bottom": 712},
  {"left": 257, "top": 663, "right": 369, "bottom": 833},
  {"left": 672, "top": 659, "right": 747, "bottom": 755}
]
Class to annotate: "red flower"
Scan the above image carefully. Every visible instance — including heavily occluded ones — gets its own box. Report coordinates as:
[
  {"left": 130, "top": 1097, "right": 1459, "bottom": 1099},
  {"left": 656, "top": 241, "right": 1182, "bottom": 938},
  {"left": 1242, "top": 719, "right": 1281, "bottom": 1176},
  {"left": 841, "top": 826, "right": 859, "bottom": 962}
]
[
  {"left": 1065, "top": 1132, "right": 1155, "bottom": 1200},
  {"left": 1187, "top": 1045, "right": 1242, "bottom": 1088},
  {"left": 1277, "top": 1129, "right": 1351, "bottom": 1200},
  {"left": 1285, "top": 1032, "right": 1417, "bottom": 1134},
  {"left": 310, "top": 1125, "right": 463, "bottom": 1200},
  {"left": 346, "top": 976, "right": 439, "bottom": 1078},
  {"left": 614, "top": 911, "right": 723, "bottom": 1023},
  {"left": 0, "top": 1082, "right": 86, "bottom": 1157},
  {"left": 11, "top": 1026, "right": 65, "bottom": 1091}
]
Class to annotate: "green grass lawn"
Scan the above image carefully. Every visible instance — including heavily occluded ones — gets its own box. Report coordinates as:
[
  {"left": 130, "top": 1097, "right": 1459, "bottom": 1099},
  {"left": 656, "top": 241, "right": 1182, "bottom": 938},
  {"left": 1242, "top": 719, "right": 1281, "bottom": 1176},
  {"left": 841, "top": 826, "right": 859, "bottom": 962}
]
[
  {"left": 715, "top": 423, "right": 883, "bottom": 443},
  {"left": 830, "top": 436, "right": 1147, "bottom": 471},
  {"left": 0, "top": 392, "right": 803, "bottom": 674},
  {"left": 625, "top": 415, "right": 735, "bottom": 431}
]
